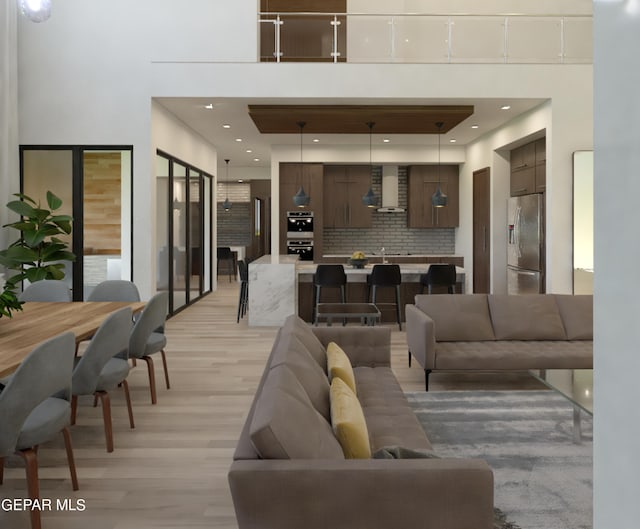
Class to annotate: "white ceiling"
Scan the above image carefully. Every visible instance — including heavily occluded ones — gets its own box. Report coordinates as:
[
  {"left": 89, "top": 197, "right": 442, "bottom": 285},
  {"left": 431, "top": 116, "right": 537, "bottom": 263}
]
[{"left": 155, "top": 96, "right": 547, "bottom": 177}]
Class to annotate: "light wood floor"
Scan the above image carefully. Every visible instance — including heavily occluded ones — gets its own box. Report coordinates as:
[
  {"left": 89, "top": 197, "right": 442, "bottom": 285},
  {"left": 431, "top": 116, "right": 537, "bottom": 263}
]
[{"left": 0, "top": 281, "right": 543, "bottom": 529}]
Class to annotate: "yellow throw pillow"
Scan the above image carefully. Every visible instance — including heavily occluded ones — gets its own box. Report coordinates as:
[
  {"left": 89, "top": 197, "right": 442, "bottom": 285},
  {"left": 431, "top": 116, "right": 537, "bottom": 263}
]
[
  {"left": 326, "top": 341, "right": 357, "bottom": 394},
  {"left": 330, "top": 377, "right": 371, "bottom": 459}
]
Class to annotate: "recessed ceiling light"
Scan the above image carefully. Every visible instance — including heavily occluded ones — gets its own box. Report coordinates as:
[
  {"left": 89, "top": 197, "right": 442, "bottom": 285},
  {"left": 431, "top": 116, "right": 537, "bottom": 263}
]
[
  {"left": 246, "top": 149, "right": 252, "bottom": 153},
  {"left": 449, "top": 139, "right": 457, "bottom": 143},
  {"left": 253, "top": 158, "right": 260, "bottom": 162},
  {"left": 501, "top": 105, "right": 511, "bottom": 110},
  {"left": 471, "top": 125, "right": 479, "bottom": 129},
  {"left": 313, "top": 138, "right": 320, "bottom": 143},
  {"left": 383, "top": 138, "right": 390, "bottom": 143},
  {"left": 238, "top": 179, "right": 244, "bottom": 183},
  {"left": 235, "top": 138, "right": 242, "bottom": 142},
  {"left": 222, "top": 124, "right": 231, "bottom": 129},
  {"left": 205, "top": 104, "right": 214, "bottom": 110}
]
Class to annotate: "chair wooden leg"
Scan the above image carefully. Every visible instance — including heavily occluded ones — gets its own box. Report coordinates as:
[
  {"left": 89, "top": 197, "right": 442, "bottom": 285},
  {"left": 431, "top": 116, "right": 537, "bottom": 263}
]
[
  {"left": 70, "top": 395, "right": 78, "bottom": 425},
  {"left": 160, "top": 349, "right": 170, "bottom": 389},
  {"left": 61, "top": 427, "right": 79, "bottom": 490},
  {"left": 19, "top": 448, "right": 41, "bottom": 529},
  {"left": 408, "top": 351, "right": 412, "bottom": 367},
  {"left": 122, "top": 379, "right": 135, "bottom": 429},
  {"left": 424, "top": 369, "right": 432, "bottom": 392},
  {"left": 96, "top": 391, "right": 114, "bottom": 453},
  {"left": 142, "top": 356, "right": 157, "bottom": 404}
]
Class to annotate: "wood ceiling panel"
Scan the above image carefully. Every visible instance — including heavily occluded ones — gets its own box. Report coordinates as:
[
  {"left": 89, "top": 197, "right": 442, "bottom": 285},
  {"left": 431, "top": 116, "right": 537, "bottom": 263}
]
[
  {"left": 248, "top": 105, "right": 474, "bottom": 134},
  {"left": 260, "top": 0, "right": 346, "bottom": 13}
]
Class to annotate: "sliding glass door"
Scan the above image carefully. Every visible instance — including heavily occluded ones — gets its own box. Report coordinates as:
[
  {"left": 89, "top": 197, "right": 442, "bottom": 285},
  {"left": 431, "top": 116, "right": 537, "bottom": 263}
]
[
  {"left": 156, "top": 151, "right": 212, "bottom": 315},
  {"left": 20, "top": 146, "right": 133, "bottom": 300}
]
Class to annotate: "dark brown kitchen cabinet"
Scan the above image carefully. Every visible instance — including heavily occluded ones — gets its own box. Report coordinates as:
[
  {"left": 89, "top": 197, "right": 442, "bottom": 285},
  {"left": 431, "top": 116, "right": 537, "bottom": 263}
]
[
  {"left": 279, "top": 163, "right": 323, "bottom": 254},
  {"left": 407, "top": 165, "right": 459, "bottom": 228},
  {"left": 510, "top": 137, "right": 546, "bottom": 196},
  {"left": 534, "top": 137, "right": 546, "bottom": 193},
  {"left": 323, "top": 165, "right": 372, "bottom": 228}
]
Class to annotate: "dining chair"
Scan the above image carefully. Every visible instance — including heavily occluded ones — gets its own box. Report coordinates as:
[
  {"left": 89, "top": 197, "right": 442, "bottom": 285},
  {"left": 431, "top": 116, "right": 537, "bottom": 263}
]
[
  {"left": 0, "top": 332, "right": 79, "bottom": 529},
  {"left": 70, "top": 307, "right": 134, "bottom": 453},
  {"left": 19, "top": 279, "right": 72, "bottom": 302},
  {"left": 420, "top": 264, "right": 457, "bottom": 294},
  {"left": 129, "top": 292, "right": 170, "bottom": 404},
  {"left": 87, "top": 280, "right": 141, "bottom": 302}
]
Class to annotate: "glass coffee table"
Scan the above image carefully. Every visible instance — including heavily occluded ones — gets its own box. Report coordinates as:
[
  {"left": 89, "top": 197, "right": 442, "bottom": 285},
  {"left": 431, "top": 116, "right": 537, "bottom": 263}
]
[
  {"left": 529, "top": 369, "right": 593, "bottom": 443},
  {"left": 315, "top": 303, "right": 381, "bottom": 326}
]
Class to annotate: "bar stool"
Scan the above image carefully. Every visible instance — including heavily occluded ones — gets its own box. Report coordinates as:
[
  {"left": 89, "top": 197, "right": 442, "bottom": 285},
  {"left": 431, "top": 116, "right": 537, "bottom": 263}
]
[
  {"left": 237, "top": 259, "right": 249, "bottom": 323},
  {"left": 217, "top": 247, "right": 235, "bottom": 282},
  {"left": 420, "top": 264, "right": 457, "bottom": 294},
  {"left": 367, "top": 264, "right": 402, "bottom": 330},
  {"left": 313, "top": 264, "right": 347, "bottom": 325}
]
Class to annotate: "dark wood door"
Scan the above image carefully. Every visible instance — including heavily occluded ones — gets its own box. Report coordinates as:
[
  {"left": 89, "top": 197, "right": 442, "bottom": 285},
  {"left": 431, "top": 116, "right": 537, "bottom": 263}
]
[{"left": 473, "top": 167, "right": 491, "bottom": 293}]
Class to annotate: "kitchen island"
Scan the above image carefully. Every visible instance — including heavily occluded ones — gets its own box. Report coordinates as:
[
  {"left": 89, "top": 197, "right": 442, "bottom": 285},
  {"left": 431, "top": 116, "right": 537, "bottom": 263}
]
[
  {"left": 296, "top": 262, "right": 465, "bottom": 324},
  {"left": 248, "top": 254, "right": 299, "bottom": 326}
]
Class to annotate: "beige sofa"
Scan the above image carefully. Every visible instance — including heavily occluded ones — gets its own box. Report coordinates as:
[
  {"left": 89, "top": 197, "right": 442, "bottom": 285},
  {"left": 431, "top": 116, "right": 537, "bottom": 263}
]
[
  {"left": 229, "top": 314, "right": 494, "bottom": 529},
  {"left": 406, "top": 294, "right": 593, "bottom": 390}
]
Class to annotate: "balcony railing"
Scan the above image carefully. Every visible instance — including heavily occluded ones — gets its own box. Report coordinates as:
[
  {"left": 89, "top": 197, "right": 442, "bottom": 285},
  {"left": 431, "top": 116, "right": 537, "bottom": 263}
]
[{"left": 258, "top": 12, "right": 592, "bottom": 64}]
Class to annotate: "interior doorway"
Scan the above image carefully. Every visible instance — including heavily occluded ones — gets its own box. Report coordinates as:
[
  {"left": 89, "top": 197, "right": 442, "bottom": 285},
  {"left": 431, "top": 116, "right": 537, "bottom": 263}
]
[{"left": 473, "top": 167, "right": 491, "bottom": 293}]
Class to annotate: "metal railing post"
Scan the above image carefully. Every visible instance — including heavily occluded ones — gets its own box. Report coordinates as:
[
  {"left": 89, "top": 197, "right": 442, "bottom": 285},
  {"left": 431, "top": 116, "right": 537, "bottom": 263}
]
[
  {"left": 330, "top": 14, "right": 341, "bottom": 62},
  {"left": 275, "top": 14, "right": 283, "bottom": 62}
]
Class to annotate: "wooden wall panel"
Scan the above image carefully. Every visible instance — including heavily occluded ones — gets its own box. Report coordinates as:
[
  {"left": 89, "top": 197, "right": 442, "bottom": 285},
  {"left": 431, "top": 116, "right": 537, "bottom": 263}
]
[
  {"left": 83, "top": 152, "right": 121, "bottom": 254},
  {"left": 261, "top": 0, "right": 345, "bottom": 13}
]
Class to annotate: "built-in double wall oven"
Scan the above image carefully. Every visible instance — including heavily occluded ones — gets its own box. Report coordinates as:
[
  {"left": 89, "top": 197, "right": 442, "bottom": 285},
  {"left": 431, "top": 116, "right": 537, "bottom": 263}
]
[{"left": 286, "top": 211, "right": 314, "bottom": 261}]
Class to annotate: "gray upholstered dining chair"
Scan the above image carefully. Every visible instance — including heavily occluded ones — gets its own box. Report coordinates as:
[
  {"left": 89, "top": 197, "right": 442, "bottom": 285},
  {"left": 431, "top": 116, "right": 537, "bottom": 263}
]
[
  {"left": 70, "top": 307, "right": 134, "bottom": 453},
  {"left": 129, "top": 291, "right": 170, "bottom": 404},
  {"left": 19, "top": 279, "right": 72, "bottom": 302},
  {"left": 87, "top": 280, "right": 140, "bottom": 302},
  {"left": 0, "top": 332, "right": 79, "bottom": 529}
]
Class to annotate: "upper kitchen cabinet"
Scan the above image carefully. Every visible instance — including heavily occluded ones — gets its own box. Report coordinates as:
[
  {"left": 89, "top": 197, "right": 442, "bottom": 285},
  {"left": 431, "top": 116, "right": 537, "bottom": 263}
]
[
  {"left": 510, "top": 137, "right": 546, "bottom": 196},
  {"left": 323, "top": 165, "right": 373, "bottom": 228},
  {"left": 279, "top": 163, "right": 323, "bottom": 249},
  {"left": 407, "top": 165, "right": 459, "bottom": 228}
]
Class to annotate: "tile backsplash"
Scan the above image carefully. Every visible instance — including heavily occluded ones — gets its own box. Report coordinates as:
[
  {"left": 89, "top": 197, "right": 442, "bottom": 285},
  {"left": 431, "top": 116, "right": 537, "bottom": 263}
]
[{"left": 322, "top": 166, "right": 456, "bottom": 255}]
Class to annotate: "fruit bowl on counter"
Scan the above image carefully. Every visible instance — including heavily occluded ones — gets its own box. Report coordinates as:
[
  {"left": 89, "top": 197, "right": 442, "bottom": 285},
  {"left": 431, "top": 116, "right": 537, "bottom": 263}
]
[{"left": 348, "top": 251, "right": 368, "bottom": 269}]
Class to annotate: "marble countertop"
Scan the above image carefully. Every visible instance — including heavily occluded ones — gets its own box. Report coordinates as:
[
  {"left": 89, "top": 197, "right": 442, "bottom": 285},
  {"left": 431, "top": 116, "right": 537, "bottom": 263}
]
[
  {"left": 322, "top": 254, "right": 463, "bottom": 258},
  {"left": 249, "top": 254, "right": 299, "bottom": 265}
]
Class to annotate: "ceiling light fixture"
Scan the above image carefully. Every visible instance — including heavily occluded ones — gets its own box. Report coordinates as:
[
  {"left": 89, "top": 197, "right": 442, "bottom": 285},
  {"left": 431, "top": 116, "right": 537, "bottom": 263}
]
[
  {"left": 362, "top": 121, "right": 378, "bottom": 208},
  {"left": 383, "top": 138, "right": 390, "bottom": 143},
  {"left": 223, "top": 124, "right": 231, "bottom": 129},
  {"left": 19, "top": 0, "right": 51, "bottom": 22},
  {"left": 253, "top": 158, "right": 260, "bottom": 162},
  {"left": 205, "top": 104, "right": 214, "bottom": 110},
  {"left": 313, "top": 138, "right": 320, "bottom": 143},
  {"left": 246, "top": 149, "right": 252, "bottom": 153},
  {"left": 471, "top": 125, "right": 479, "bottom": 129},
  {"left": 501, "top": 105, "right": 511, "bottom": 110},
  {"left": 449, "top": 139, "right": 457, "bottom": 143},
  {"left": 223, "top": 159, "right": 232, "bottom": 212},
  {"left": 292, "top": 121, "right": 310, "bottom": 208},
  {"left": 431, "top": 122, "right": 448, "bottom": 209},
  {"left": 235, "top": 138, "right": 242, "bottom": 142}
]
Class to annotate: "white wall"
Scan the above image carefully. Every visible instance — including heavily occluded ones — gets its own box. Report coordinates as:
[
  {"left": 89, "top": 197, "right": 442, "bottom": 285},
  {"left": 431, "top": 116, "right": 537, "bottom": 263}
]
[{"left": 593, "top": 2, "right": 640, "bottom": 528}]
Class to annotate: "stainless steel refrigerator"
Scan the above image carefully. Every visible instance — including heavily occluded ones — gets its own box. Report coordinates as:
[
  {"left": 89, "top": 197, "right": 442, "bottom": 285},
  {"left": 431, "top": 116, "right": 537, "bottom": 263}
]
[{"left": 507, "top": 194, "right": 544, "bottom": 294}]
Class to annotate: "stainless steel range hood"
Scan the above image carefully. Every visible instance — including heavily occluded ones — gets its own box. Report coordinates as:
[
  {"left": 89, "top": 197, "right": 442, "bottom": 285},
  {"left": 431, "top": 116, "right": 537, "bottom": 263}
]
[{"left": 377, "top": 165, "right": 406, "bottom": 213}]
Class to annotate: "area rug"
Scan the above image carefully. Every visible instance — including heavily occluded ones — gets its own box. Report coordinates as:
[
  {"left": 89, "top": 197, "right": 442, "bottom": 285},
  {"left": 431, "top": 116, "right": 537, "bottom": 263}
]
[{"left": 406, "top": 390, "right": 592, "bottom": 529}]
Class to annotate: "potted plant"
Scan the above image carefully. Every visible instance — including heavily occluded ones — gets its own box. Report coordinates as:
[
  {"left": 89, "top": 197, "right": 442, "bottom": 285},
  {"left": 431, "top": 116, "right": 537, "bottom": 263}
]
[{"left": 0, "top": 191, "right": 76, "bottom": 318}]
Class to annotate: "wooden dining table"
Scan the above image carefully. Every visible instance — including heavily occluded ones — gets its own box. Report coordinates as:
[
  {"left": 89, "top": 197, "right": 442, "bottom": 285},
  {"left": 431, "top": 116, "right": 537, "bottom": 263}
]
[{"left": 0, "top": 301, "right": 145, "bottom": 378}]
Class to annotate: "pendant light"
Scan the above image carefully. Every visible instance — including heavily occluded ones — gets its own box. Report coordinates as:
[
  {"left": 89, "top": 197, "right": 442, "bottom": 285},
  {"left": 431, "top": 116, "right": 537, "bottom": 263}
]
[
  {"left": 362, "top": 121, "right": 378, "bottom": 208},
  {"left": 19, "top": 0, "right": 52, "bottom": 22},
  {"left": 292, "top": 121, "right": 310, "bottom": 208},
  {"left": 431, "top": 121, "right": 448, "bottom": 208},
  {"left": 222, "top": 159, "right": 232, "bottom": 211}
]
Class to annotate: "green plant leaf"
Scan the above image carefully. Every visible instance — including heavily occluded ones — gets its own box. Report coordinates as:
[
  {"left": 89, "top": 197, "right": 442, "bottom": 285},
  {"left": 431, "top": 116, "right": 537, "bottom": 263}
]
[
  {"left": 47, "top": 191, "right": 62, "bottom": 211},
  {"left": 13, "top": 193, "right": 37, "bottom": 205},
  {"left": 44, "top": 250, "right": 76, "bottom": 262},
  {"left": 25, "top": 267, "right": 49, "bottom": 282},
  {"left": 3, "top": 221, "right": 36, "bottom": 231},
  {"left": 23, "top": 229, "right": 48, "bottom": 247},
  {"left": 0, "top": 245, "right": 39, "bottom": 263},
  {"left": 6, "top": 200, "right": 37, "bottom": 218},
  {"left": 34, "top": 208, "right": 50, "bottom": 223},
  {"left": 44, "top": 264, "right": 66, "bottom": 280},
  {"left": 51, "top": 220, "right": 72, "bottom": 234}
]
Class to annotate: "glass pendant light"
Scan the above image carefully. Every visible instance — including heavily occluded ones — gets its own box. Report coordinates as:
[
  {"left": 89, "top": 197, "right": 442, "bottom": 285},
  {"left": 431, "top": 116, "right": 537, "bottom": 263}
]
[
  {"left": 432, "top": 121, "right": 448, "bottom": 208},
  {"left": 292, "top": 121, "right": 310, "bottom": 208},
  {"left": 223, "top": 159, "right": 232, "bottom": 211},
  {"left": 19, "top": 0, "right": 52, "bottom": 22},
  {"left": 362, "top": 121, "right": 378, "bottom": 208}
]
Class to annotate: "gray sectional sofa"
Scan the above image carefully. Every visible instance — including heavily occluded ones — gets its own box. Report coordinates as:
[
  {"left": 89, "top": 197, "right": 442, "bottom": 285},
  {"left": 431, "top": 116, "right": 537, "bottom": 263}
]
[
  {"left": 406, "top": 294, "right": 593, "bottom": 390},
  {"left": 229, "top": 314, "right": 494, "bottom": 529}
]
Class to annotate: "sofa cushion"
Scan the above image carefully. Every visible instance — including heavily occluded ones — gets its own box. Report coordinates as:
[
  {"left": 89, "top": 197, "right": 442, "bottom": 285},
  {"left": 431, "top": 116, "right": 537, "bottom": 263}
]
[
  {"left": 283, "top": 314, "right": 327, "bottom": 371},
  {"left": 327, "top": 342, "right": 357, "bottom": 394},
  {"left": 330, "top": 377, "right": 371, "bottom": 459},
  {"left": 415, "top": 294, "right": 495, "bottom": 342},
  {"left": 249, "top": 365, "right": 344, "bottom": 460},
  {"left": 270, "top": 331, "right": 331, "bottom": 421},
  {"left": 554, "top": 295, "right": 593, "bottom": 340},
  {"left": 488, "top": 295, "right": 567, "bottom": 340}
]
